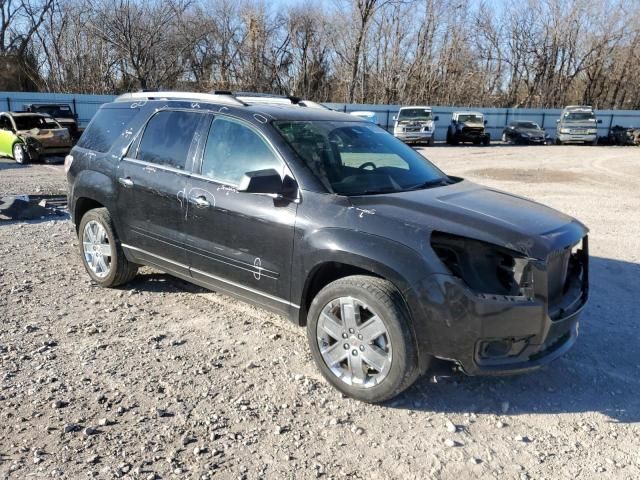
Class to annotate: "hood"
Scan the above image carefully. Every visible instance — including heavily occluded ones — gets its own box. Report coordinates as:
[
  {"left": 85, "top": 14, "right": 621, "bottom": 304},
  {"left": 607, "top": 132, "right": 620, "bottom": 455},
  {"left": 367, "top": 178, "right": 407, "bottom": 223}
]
[
  {"left": 516, "top": 128, "right": 545, "bottom": 136},
  {"left": 461, "top": 121, "right": 484, "bottom": 129},
  {"left": 348, "top": 180, "right": 587, "bottom": 259}
]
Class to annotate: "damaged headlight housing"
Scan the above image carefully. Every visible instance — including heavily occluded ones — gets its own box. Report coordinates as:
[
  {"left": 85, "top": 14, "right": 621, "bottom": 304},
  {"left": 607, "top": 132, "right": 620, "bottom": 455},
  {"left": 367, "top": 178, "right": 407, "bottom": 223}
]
[
  {"left": 431, "top": 232, "right": 534, "bottom": 297},
  {"left": 24, "top": 136, "right": 42, "bottom": 150}
]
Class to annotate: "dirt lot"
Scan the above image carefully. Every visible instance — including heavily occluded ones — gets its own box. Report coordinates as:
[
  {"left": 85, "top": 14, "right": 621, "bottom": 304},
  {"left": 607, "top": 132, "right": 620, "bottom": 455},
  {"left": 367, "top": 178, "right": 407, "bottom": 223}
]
[{"left": 1, "top": 145, "right": 639, "bottom": 480}]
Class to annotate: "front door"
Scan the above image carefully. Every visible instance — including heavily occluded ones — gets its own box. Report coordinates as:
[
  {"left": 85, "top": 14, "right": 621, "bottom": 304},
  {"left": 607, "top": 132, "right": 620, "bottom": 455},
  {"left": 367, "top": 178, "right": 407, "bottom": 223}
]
[
  {"left": 116, "top": 109, "right": 205, "bottom": 276},
  {"left": 184, "top": 115, "right": 298, "bottom": 313}
]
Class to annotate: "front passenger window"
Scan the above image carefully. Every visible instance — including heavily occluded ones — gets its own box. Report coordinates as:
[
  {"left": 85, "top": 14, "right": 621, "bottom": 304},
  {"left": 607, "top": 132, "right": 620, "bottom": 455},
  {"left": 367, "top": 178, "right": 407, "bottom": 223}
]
[
  {"left": 201, "top": 117, "right": 282, "bottom": 185},
  {"left": 137, "top": 110, "right": 200, "bottom": 170}
]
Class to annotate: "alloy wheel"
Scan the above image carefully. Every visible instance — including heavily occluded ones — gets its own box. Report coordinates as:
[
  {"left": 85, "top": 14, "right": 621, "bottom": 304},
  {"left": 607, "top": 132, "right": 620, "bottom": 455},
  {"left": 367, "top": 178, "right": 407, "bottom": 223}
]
[
  {"left": 82, "top": 220, "right": 112, "bottom": 278},
  {"left": 13, "top": 144, "right": 24, "bottom": 164},
  {"left": 316, "top": 297, "right": 392, "bottom": 388}
]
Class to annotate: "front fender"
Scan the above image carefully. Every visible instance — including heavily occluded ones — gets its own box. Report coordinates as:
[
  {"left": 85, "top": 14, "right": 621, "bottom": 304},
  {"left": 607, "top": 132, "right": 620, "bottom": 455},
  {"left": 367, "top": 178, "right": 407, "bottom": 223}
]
[{"left": 293, "top": 228, "right": 437, "bottom": 356}]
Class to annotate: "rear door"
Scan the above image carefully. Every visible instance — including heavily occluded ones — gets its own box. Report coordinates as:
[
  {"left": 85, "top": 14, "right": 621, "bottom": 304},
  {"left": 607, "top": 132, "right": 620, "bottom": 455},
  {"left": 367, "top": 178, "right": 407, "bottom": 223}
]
[
  {"left": 116, "top": 109, "right": 206, "bottom": 276},
  {"left": 183, "top": 115, "right": 298, "bottom": 313}
]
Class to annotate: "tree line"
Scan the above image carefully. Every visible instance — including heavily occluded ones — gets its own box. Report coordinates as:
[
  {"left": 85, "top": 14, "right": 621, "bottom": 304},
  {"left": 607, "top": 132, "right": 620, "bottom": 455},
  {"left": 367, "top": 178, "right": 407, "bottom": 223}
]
[{"left": 2, "top": 0, "right": 639, "bottom": 109}]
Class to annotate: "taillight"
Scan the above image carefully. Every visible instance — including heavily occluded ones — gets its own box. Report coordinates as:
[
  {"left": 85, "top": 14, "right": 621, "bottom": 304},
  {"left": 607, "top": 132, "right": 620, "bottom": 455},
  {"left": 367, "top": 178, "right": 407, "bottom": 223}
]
[{"left": 64, "top": 154, "right": 74, "bottom": 173}]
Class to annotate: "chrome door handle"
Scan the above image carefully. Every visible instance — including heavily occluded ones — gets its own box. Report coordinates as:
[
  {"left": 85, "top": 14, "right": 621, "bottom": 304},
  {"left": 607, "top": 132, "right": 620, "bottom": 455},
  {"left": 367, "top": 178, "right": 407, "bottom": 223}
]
[
  {"left": 118, "top": 177, "right": 134, "bottom": 188},
  {"left": 190, "top": 195, "right": 210, "bottom": 208}
]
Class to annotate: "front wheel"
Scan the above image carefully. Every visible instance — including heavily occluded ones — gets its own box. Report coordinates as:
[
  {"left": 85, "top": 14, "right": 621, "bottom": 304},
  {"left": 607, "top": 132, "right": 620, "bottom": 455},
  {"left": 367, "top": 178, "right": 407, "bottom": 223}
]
[
  {"left": 307, "top": 275, "right": 422, "bottom": 403},
  {"left": 78, "top": 208, "right": 138, "bottom": 287},
  {"left": 13, "top": 143, "right": 29, "bottom": 165}
]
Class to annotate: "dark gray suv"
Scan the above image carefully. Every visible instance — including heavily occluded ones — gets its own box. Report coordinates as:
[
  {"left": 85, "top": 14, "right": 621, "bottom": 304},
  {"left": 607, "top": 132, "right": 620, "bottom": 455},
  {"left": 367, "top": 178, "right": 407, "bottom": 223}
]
[{"left": 66, "top": 91, "right": 589, "bottom": 403}]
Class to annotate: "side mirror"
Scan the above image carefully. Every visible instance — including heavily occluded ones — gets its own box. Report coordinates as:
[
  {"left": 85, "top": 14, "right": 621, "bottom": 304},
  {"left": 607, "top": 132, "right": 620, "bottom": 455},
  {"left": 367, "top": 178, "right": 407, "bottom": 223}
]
[
  {"left": 392, "top": 115, "right": 397, "bottom": 121},
  {"left": 434, "top": 115, "right": 439, "bottom": 121},
  {"left": 238, "top": 169, "right": 298, "bottom": 199},
  {"left": 556, "top": 119, "right": 560, "bottom": 123},
  {"left": 484, "top": 120, "right": 488, "bottom": 125},
  {"left": 597, "top": 119, "right": 602, "bottom": 124}
]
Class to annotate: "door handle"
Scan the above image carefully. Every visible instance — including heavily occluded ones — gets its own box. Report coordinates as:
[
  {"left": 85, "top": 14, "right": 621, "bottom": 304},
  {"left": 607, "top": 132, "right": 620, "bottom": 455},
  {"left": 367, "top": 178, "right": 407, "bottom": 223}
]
[
  {"left": 118, "top": 177, "right": 134, "bottom": 188},
  {"left": 189, "top": 195, "right": 210, "bottom": 208}
]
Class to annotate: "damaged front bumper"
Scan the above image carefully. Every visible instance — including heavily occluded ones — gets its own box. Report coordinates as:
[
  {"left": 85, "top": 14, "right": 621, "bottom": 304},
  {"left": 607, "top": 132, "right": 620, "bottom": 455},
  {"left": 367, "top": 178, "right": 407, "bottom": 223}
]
[{"left": 415, "top": 236, "right": 589, "bottom": 375}]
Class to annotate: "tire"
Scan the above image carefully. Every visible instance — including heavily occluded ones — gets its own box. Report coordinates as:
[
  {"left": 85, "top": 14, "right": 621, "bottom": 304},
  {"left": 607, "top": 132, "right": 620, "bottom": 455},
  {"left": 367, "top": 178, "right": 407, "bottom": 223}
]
[
  {"left": 555, "top": 138, "right": 562, "bottom": 145},
  {"left": 306, "top": 275, "right": 422, "bottom": 403},
  {"left": 501, "top": 132, "right": 508, "bottom": 143},
  {"left": 482, "top": 134, "right": 491, "bottom": 146},
  {"left": 12, "top": 143, "right": 29, "bottom": 165},
  {"left": 427, "top": 136, "right": 434, "bottom": 147},
  {"left": 78, "top": 208, "right": 138, "bottom": 287}
]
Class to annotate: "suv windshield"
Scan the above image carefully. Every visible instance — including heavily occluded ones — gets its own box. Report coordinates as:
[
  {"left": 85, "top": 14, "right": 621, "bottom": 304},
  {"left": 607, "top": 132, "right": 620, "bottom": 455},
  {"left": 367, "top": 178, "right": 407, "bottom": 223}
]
[
  {"left": 514, "top": 122, "right": 540, "bottom": 129},
  {"left": 564, "top": 112, "right": 595, "bottom": 122},
  {"left": 14, "top": 115, "right": 50, "bottom": 130},
  {"left": 398, "top": 108, "right": 432, "bottom": 121},
  {"left": 33, "top": 105, "right": 74, "bottom": 118},
  {"left": 274, "top": 121, "right": 448, "bottom": 196},
  {"left": 458, "top": 114, "right": 483, "bottom": 123}
]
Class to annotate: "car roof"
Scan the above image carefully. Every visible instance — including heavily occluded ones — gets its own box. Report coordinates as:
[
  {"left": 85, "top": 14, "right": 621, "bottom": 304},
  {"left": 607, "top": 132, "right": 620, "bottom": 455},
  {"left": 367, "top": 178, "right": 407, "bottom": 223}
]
[
  {"left": 399, "top": 106, "right": 432, "bottom": 110},
  {"left": 113, "top": 91, "right": 363, "bottom": 123},
  {"left": 2, "top": 112, "right": 47, "bottom": 118},
  {"left": 455, "top": 111, "right": 483, "bottom": 115}
]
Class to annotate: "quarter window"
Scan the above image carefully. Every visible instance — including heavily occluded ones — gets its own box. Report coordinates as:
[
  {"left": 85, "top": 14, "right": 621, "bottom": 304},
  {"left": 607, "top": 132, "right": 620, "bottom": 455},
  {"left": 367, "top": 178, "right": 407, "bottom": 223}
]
[
  {"left": 201, "top": 117, "right": 281, "bottom": 185},
  {"left": 77, "top": 106, "right": 138, "bottom": 153},
  {"left": 137, "top": 110, "right": 201, "bottom": 170}
]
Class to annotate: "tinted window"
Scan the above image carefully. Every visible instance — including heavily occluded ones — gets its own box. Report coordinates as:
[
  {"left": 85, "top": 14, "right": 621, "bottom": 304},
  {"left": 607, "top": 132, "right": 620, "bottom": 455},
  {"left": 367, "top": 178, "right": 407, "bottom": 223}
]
[
  {"left": 274, "top": 121, "right": 447, "bottom": 196},
  {"left": 137, "top": 111, "right": 200, "bottom": 170},
  {"left": 201, "top": 117, "right": 281, "bottom": 185},
  {"left": 0, "top": 116, "right": 11, "bottom": 130},
  {"left": 33, "top": 105, "right": 73, "bottom": 118},
  {"left": 77, "top": 106, "right": 138, "bottom": 153}
]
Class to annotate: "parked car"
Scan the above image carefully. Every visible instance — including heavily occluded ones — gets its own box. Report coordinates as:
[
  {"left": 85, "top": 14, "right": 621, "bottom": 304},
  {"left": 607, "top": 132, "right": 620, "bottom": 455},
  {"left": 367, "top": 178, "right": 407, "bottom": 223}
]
[
  {"left": 501, "top": 121, "right": 549, "bottom": 145},
  {"left": 606, "top": 125, "right": 640, "bottom": 146},
  {"left": 0, "top": 112, "right": 73, "bottom": 164},
  {"left": 350, "top": 111, "right": 379, "bottom": 125},
  {"left": 393, "top": 106, "right": 438, "bottom": 146},
  {"left": 446, "top": 111, "right": 490, "bottom": 145},
  {"left": 67, "top": 91, "right": 589, "bottom": 403},
  {"left": 23, "top": 103, "right": 81, "bottom": 140},
  {"left": 555, "top": 106, "right": 601, "bottom": 145}
]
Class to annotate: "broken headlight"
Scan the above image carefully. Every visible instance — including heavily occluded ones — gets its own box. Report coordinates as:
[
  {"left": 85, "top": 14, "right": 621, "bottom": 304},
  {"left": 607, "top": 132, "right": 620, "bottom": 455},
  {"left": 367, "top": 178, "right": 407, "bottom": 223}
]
[{"left": 431, "top": 232, "right": 533, "bottom": 297}]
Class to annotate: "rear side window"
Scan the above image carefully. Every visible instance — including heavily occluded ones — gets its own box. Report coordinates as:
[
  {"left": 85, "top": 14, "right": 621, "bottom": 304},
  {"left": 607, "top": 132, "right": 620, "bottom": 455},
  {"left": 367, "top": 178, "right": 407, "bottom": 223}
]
[
  {"left": 137, "top": 110, "right": 200, "bottom": 170},
  {"left": 201, "top": 117, "right": 281, "bottom": 185},
  {"left": 77, "top": 106, "right": 138, "bottom": 153}
]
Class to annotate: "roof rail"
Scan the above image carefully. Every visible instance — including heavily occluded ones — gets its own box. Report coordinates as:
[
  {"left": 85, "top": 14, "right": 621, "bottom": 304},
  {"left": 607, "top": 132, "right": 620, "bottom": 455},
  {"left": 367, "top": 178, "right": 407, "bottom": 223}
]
[
  {"left": 114, "top": 91, "right": 246, "bottom": 107},
  {"left": 232, "top": 92, "right": 295, "bottom": 106}
]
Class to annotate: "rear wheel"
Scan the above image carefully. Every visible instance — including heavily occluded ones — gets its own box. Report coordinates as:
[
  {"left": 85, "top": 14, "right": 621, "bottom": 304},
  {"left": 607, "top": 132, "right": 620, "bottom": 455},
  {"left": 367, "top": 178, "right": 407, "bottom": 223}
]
[
  {"left": 78, "top": 208, "right": 138, "bottom": 287},
  {"left": 307, "top": 275, "right": 422, "bottom": 403},
  {"left": 12, "top": 143, "right": 29, "bottom": 165},
  {"left": 427, "top": 136, "right": 434, "bottom": 147}
]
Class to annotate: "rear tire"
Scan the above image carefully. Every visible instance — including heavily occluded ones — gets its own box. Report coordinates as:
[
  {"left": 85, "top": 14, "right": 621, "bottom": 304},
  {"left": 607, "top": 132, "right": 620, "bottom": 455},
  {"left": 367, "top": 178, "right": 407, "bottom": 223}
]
[
  {"left": 427, "top": 136, "right": 434, "bottom": 147},
  {"left": 13, "top": 143, "right": 29, "bottom": 165},
  {"left": 78, "top": 208, "right": 138, "bottom": 287},
  {"left": 306, "top": 275, "right": 422, "bottom": 403}
]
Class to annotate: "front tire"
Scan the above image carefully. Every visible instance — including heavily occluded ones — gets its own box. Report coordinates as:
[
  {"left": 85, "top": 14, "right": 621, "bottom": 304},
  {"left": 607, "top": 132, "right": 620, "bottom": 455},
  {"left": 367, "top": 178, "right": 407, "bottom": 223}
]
[
  {"left": 78, "top": 208, "right": 138, "bottom": 287},
  {"left": 306, "top": 275, "right": 422, "bottom": 403},
  {"left": 13, "top": 143, "right": 29, "bottom": 165}
]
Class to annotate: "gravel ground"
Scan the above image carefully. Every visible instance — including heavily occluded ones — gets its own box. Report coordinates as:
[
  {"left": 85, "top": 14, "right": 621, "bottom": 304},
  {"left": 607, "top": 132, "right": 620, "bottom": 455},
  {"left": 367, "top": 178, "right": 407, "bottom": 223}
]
[{"left": 1, "top": 145, "right": 639, "bottom": 480}]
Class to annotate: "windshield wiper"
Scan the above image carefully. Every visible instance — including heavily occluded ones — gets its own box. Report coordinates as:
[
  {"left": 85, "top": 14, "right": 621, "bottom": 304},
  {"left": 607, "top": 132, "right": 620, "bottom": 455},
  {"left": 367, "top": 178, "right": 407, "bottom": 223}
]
[{"left": 406, "top": 178, "right": 451, "bottom": 191}]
